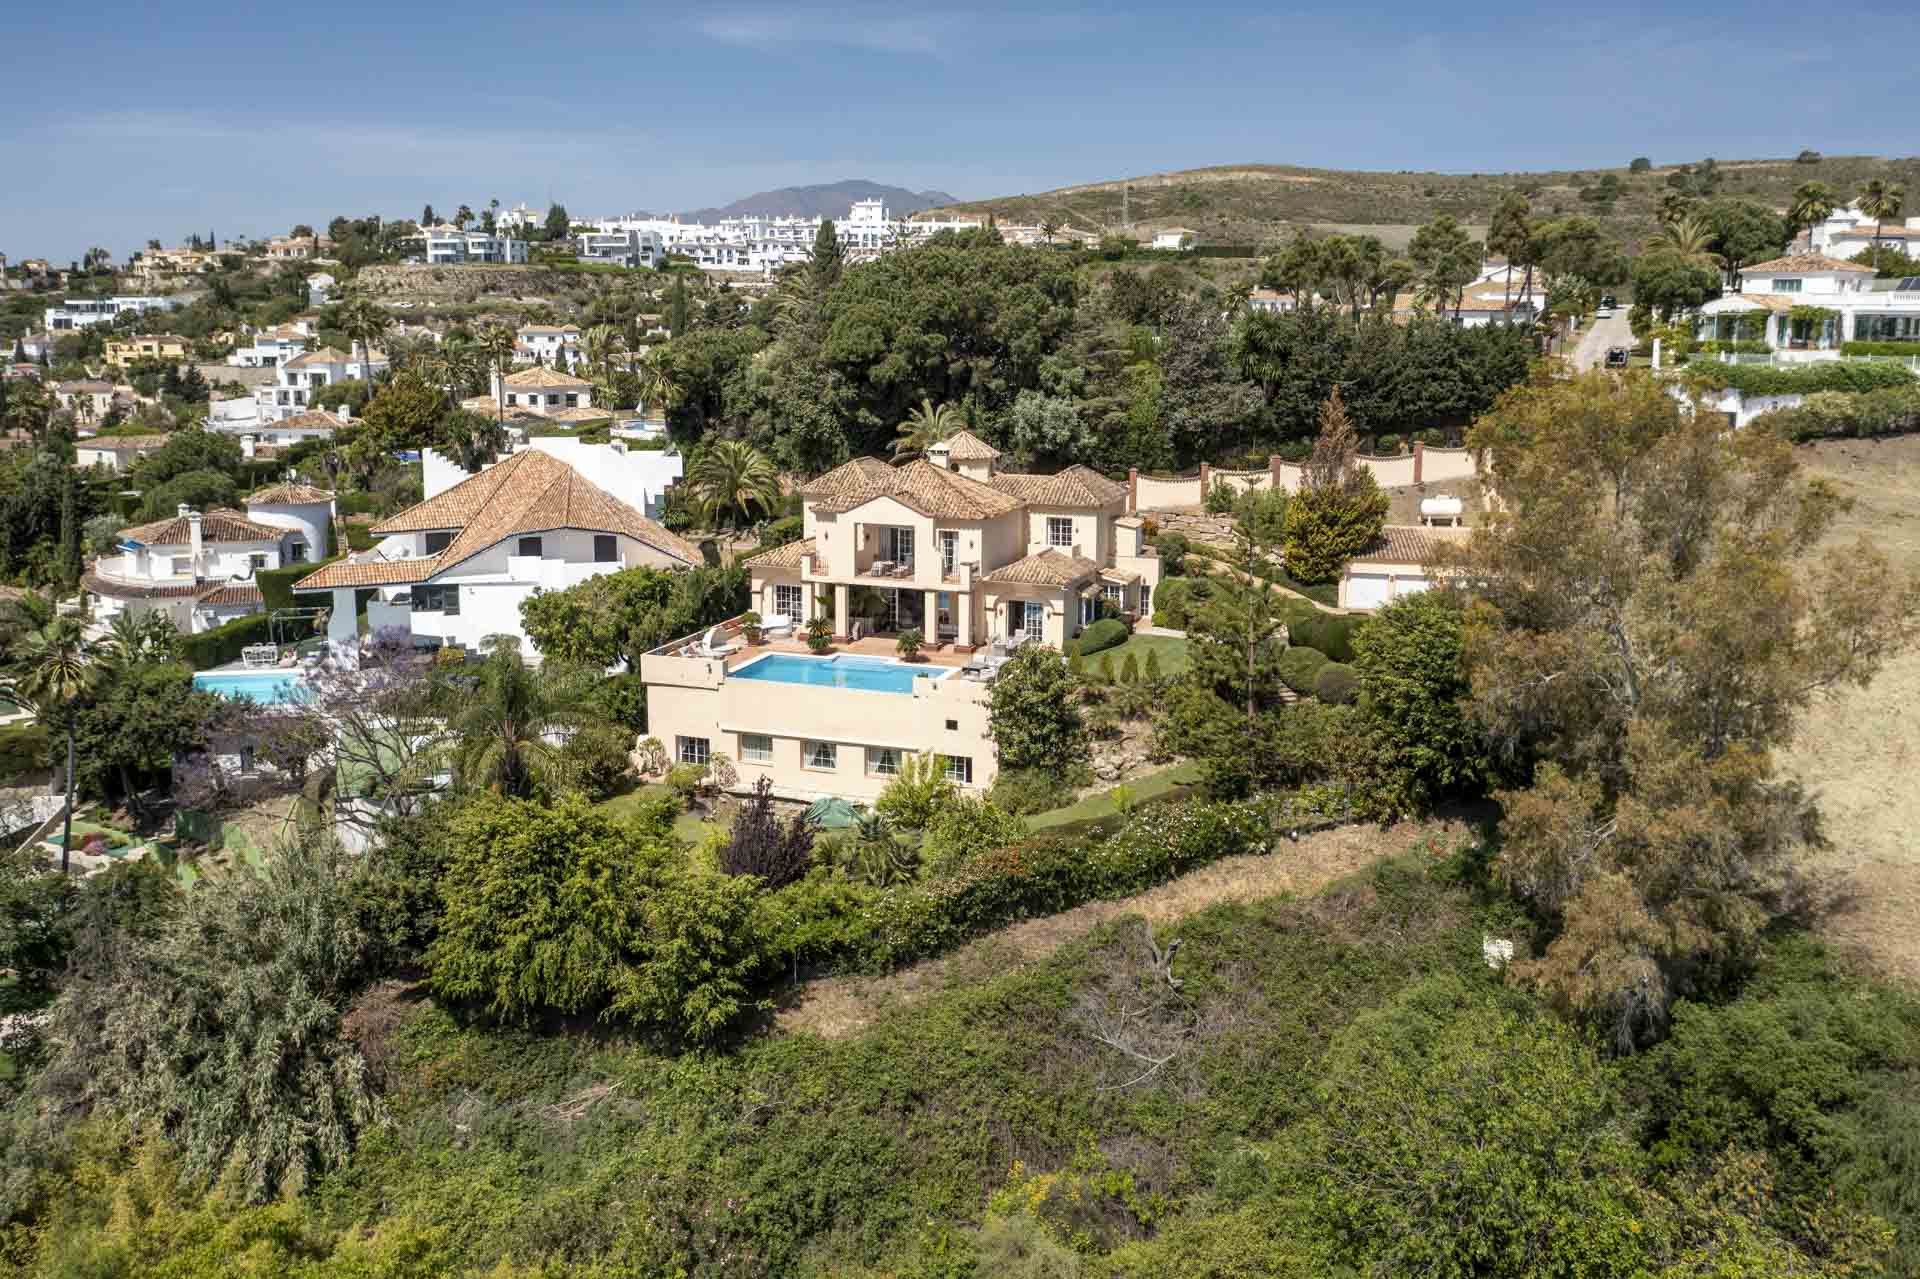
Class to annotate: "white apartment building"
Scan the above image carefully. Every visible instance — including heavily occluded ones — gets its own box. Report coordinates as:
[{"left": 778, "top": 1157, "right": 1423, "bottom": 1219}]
[
  {"left": 585, "top": 200, "right": 1016, "bottom": 276},
  {"left": 43, "top": 295, "right": 180, "bottom": 331},
  {"left": 255, "top": 346, "right": 390, "bottom": 421},
  {"left": 420, "top": 226, "right": 529, "bottom": 264},
  {"left": 577, "top": 229, "right": 664, "bottom": 269}
]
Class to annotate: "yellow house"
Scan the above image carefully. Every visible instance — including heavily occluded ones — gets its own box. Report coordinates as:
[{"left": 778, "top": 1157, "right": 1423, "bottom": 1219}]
[
  {"left": 104, "top": 334, "right": 187, "bottom": 368},
  {"left": 641, "top": 431, "right": 1162, "bottom": 802}
]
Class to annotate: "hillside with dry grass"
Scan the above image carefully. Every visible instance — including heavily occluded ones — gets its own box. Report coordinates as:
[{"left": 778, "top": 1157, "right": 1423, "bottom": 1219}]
[{"left": 930, "top": 154, "right": 1920, "bottom": 251}]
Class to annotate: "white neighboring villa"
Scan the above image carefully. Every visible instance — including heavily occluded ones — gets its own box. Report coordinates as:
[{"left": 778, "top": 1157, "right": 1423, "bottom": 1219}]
[
  {"left": 292, "top": 448, "right": 700, "bottom": 657},
  {"left": 44, "top": 296, "right": 180, "bottom": 331},
  {"left": 461, "top": 366, "right": 595, "bottom": 419},
  {"left": 255, "top": 346, "right": 390, "bottom": 422},
  {"left": 227, "top": 322, "right": 314, "bottom": 368},
  {"left": 514, "top": 324, "right": 580, "bottom": 367},
  {"left": 577, "top": 229, "right": 663, "bottom": 269},
  {"left": 420, "top": 226, "right": 528, "bottom": 264},
  {"left": 641, "top": 432, "right": 1162, "bottom": 803},
  {"left": 83, "top": 485, "right": 336, "bottom": 634},
  {"left": 1809, "top": 204, "right": 1920, "bottom": 261},
  {"left": 1695, "top": 253, "right": 1920, "bottom": 351}
]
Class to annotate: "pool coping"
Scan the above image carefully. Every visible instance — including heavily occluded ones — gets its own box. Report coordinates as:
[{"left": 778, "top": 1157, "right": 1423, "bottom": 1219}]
[{"left": 729, "top": 651, "right": 957, "bottom": 686}]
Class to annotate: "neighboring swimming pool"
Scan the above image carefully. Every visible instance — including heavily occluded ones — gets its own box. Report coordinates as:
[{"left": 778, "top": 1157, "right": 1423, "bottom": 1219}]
[
  {"left": 729, "top": 653, "right": 951, "bottom": 694},
  {"left": 192, "top": 670, "right": 310, "bottom": 705}
]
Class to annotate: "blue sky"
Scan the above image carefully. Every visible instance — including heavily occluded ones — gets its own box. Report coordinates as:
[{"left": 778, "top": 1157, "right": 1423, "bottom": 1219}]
[{"left": 3, "top": 0, "right": 1916, "bottom": 264}]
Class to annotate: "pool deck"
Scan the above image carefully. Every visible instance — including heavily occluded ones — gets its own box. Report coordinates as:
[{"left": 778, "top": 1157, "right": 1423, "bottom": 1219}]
[
  {"left": 196, "top": 659, "right": 306, "bottom": 676},
  {"left": 720, "top": 637, "right": 974, "bottom": 672}
]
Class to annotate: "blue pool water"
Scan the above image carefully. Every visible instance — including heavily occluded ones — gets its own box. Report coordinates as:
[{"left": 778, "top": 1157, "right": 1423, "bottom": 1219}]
[
  {"left": 730, "top": 653, "right": 949, "bottom": 694},
  {"left": 192, "top": 671, "right": 309, "bottom": 705}
]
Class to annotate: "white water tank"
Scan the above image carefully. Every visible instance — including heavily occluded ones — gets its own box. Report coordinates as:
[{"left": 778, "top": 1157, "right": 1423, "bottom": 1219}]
[{"left": 1420, "top": 495, "right": 1464, "bottom": 526}]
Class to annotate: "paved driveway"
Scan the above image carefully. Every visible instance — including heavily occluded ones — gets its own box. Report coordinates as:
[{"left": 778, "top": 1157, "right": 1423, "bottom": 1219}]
[{"left": 1571, "top": 310, "right": 1634, "bottom": 371}]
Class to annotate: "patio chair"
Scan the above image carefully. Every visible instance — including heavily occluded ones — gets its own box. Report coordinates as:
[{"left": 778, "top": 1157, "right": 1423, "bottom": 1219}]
[
  {"left": 688, "top": 625, "right": 742, "bottom": 659},
  {"left": 241, "top": 644, "right": 279, "bottom": 669},
  {"left": 760, "top": 613, "right": 794, "bottom": 639}
]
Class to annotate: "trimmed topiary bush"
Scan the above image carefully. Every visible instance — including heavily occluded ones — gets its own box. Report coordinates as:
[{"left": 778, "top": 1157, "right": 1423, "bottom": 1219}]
[
  {"left": 1277, "top": 645, "right": 1330, "bottom": 695},
  {"left": 1289, "top": 613, "right": 1364, "bottom": 663},
  {"left": 1314, "top": 662, "right": 1359, "bottom": 704},
  {"left": 1078, "top": 617, "right": 1128, "bottom": 655}
]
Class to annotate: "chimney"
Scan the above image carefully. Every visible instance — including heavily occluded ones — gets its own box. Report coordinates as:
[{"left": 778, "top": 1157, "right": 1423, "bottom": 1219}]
[{"left": 187, "top": 510, "right": 204, "bottom": 578}]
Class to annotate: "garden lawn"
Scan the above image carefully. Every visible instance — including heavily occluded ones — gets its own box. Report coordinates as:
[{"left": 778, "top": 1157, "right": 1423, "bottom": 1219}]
[
  {"left": 594, "top": 783, "right": 722, "bottom": 845},
  {"left": 1027, "top": 760, "right": 1202, "bottom": 830},
  {"left": 1103, "top": 632, "right": 1192, "bottom": 676}
]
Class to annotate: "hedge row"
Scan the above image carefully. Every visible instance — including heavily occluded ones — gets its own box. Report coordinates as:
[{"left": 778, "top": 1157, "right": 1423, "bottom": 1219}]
[
  {"left": 764, "top": 799, "right": 1272, "bottom": 975},
  {"left": 1839, "top": 341, "right": 1920, "bottom": 358},
  {"left": 1687, "top": 361, "right": 1917, "bottom": 396},
  {"left": 180, "top": 612, "right": 317, "bottom": 670},
  {"left": 1751, "top": 385, "right": 1920, "bottom": 441},
  {"left": 1076, "top": 618, "right": 1128, "bottom": 655}
]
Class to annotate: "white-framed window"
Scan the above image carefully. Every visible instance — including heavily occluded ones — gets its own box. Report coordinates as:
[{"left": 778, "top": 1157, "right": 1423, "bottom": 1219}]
[
  {"left": 938, "top": 530, "right": 959, "bottom": 575},
  {"left": 1080, "top": 596, "right": 1097, "bottom": 625},
  {"left": 866, "top": 746, "right": 902, "bottom": 777},
  {"left": 774, "top": 583, "right": 803, "bottom": 619},
  {"left": 171, "top": 556, "right": 193, "bottom": 576},
  {"left": 943, "top": 755, "right": 974, "bottom": 784},
  {"left": 1046, "top": 516, "right": 1074, "bottom": 548},
  {"left": 740, "top": 733, "right": 773, "bottom": 764},
  {"left": 1771, "top": 278, "right": 1802, "bottom": 293},
  {"left": 676, "top": 735, "right": 710, "bottom": 765},
  {"left": 249, "top": 553, "right": 269, "bottom": 570},
  {"left": 803, "top": 741, "right": 838, "bottom": 771},
  {"left": 884, "top": 526, "right": 914, "bottom": 565},
  {"left": 1138, "top": 584, "right": 1151, "bottom": 615},
  {"left": 1020, "top": 600, "right": 1046, "bottom": 638},
  {"left": 1102, "top": 583, "right": 1123, "bottom": 607}
]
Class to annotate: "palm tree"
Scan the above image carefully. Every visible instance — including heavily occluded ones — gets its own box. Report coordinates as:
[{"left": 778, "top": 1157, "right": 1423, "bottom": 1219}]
[
  {"left": 440, "top": 639, "right": 596, "bottom": 798},
  {"left": 1656, "top": 213, "right": 1715, "bottom": 257},
  {"left": 11, "top": 618, "right": 97, "bottom": 874},
  {"left": 635, "top": 348, "right": 680, "bottom": 419},
  {"left": 582, "top": 323, "right": 626, "bottom": 383},
  {"left": 476, "top": 322, "right": 517, "bottom": 428},
  {"left": 891, "top": 397, "right": 962, "bottom": 457},
  {"left": 1657, "top": 192, "right": 1696, "bottom": 227},
  {"left": 1040, "top": 219, "right": 1059, "bottom": 245},
  {"left": 337, "top": 295, "right": 391, "bottom": 389},
  {"left": 688, "top": 440, "right": 781, "bottom": 528},
  {"left": 1857, "top": 180, "right": 1907, "bottom": 254},
  {"left": 1790, "top": 181, "right": 1838, "bottom": 250}
]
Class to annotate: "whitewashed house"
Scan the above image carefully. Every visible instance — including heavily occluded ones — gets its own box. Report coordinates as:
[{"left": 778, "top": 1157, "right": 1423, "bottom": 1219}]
[
  {"left": 307, "top": 273, "right": 337, "bottom": 306},
  {"left": 292, "top": 449, "right": 700, "bottom": 656},
  {"left": 43, "top": 296, "right": 179, "bottom": 331},
  {"left": 1695, "top": 254, "right": 1918, "bottom": 351},
  {"left": 577, "top": 229, "right": 662, "bottom": 268},
  {"left": 255, "top": 346, "right": 389, "bottom": 422},
  {"left": 1338, "top": 526, "right": 1468, "bottom": 611},
  {"left": 75, "top": 435, "right": 169, "bottom": 473},
  {"left": 420, "top": 226, "right": 528, "bottom": 264},
  {"left": 1152, "top": 228, "right": 1197, "bottom": 251},
  {"left": 514, "top": 324, "right": 581, "bottom": 367},
  {"left": 228, "top": 323, "right": 313, "bottom": 368}
]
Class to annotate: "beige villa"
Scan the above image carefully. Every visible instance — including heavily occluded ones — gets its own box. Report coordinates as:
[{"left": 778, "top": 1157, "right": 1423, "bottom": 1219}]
[{"left": 640, "top": 433, "right": 1161, "bottom": 802}]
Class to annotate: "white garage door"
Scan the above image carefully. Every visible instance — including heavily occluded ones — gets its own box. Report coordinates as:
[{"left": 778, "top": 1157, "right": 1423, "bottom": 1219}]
[{"left": 1346, "top": 573, "right": 1393, "bottom": 610}]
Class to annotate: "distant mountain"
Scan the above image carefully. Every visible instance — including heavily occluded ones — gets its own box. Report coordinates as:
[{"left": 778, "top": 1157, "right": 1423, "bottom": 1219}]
[{"left": 680, "top": 180, "right": 960, "bottom": 223}]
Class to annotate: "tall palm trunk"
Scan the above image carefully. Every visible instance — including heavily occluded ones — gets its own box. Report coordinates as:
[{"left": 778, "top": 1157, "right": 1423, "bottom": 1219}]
[{"left": 60, "top": 725, "right": 74, "bottom": 876}]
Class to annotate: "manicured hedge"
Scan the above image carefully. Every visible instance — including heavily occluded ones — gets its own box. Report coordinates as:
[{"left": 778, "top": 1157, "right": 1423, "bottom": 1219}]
[
  {"left": 1314, "top": 662, "right": 1359, "bottom": 705},
  {"left": 1686, "top": 361, "right": 1917, "bottom": 396},
  {"left": 1278, "top": 645, "right": 1330, "bottom": 695},
  {"left": 1077, "top": 618, "right": 1128, "bottom": 655},
  {"left": 180, "top": 612, "right": 317, "bottom": 670},
  {"left": 827, "top": 799, "right": 1271, "bottom": 972},
  {"left": 1288, "top": 613, "right": 1364, "bottom": 663},
  {"left": 1751, "top": 385, "right": 1920, "bottom": 441},
  {"left": 1840, "top": 341, "right": 1920, "bottom": 358}
]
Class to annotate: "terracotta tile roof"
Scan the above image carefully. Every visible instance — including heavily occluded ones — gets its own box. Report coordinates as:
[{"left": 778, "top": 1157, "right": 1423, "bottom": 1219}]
[
  {"left": 1098, "top": 567, "right": 1141, "bottom": 585},
  {"left": 1348, "top": 525, "right": 1470, "bottom": 565},
  {"left": 196, "top": 581, "right": 263, "bottom": 607},
  {"left": 809, "top": 459, "right": 1023, "bottom": 520},
  {"left": 59, "top": 380, "right": 114, "bottom": 393},
  {"left": 989, "top": 465, "right": 1127, "bottom": 508},
  {"left": 118, "top": 508, "right": 286, "bottom": 545},
  {"left": 1833, "top": 224, "right": 1915, "bottom": 239},
  {"left": 267, "top": 410, "right": 346, "bottom": 432},
  {"left": 293, "top": 556, "right": 439, "bottom": 590},
  {"left": 541, "top": 406, "right": 609, "bottom": 423},
  {"left": 937, "top": 428, "right": 1001, "bottom": 461},
  {"left": 518, "top": 324, "right": 581, "bottom": 335},
  {"left": 502, "top": 365, "right": 590, "bottom": 388},
  {"left": 1744, "top": 253, "right": 1875, "bottom": 274},
  {"left": 799, "top": 456, "right": 897, "bottom": 499},
  {"left": 336, "top": 451, "right": 700, "bottom": 591},
  {"left": 81, "top": 570, "right": 200, "bottom": 600},
  {"left": 461, "top": 395, "right": 505, "bottom": 415},
  {"left": 742, "top": 536, "right": 814, "bottom": 570},
  {"left": 1731, "top": 293, "right": 1796, "bottom": 313},
  {"left": 247, "top": 481, "right": 335, "bottom": 505},
  {"left": 983, "top": 548, "right": 1100, "bottom": 586},
  {"left": 284, "top": 346, "right": 387, "bottom": 370}
]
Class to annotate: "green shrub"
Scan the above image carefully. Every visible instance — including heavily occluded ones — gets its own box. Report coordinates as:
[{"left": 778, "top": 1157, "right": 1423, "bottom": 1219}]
[
  {"left": 918, "top": 795, "right": 1028, "bottom": 876},
  {"left": 1840, "top": 340, "right": 1920, "bottom": 357},
  {"left": 1287, "top": 613, "right": 1362, "bottom": 662},
  {"left": 664, "top": 763, "right": 704, "bottom": 804},
  {"left": 1143, "top": 649, "right": 1163, "bottom": 683},
  {"left": 1077, "top": 618, "right": 1128, "bottom": 655},
  {"left": 989, "top": 766, "right": 1078, "bottom": 816},
  {"left": 1313, "top": 662, "right": 1358, "bottom": 704},
  {"left": 1276, "top": 645, "right": 1329, "bottom": 694},
  {"left": 1119, "top": 653, "right": 1139, "bottom": 684},
  {"left": 558, "top": 723, "right": 633, "bottom": 800},
  {"left": 989, "top": 646, "right": 1084, "bottom": 771},
  {"left": 1685, "top": 360, "right": 1916, "bottom": 396},
  {"left": 0, "top": 722, "right": 50, "bottom": 775},
  {"left": 1750, "top": 384, "right": 1920, "bottom": 441},
  {"left": 1151, "top": 577, "right": 1201, "bottom": 628},
  {"left": 1152, "top": 531, "right": 1190, "bottom": 575},
  {"left": 873, "top": 752, "right": 957, "bottom": 832}
]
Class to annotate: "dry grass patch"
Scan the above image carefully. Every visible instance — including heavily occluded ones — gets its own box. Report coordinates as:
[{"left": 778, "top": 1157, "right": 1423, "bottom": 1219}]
[
  {"left": 1783, "top": 435, "right": 1920, "bottom": 984},
  {"left": 774, "top": 816, "right": 1474, "bottom": 1039}
]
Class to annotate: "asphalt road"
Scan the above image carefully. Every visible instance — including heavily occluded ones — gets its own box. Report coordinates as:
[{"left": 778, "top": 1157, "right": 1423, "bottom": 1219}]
[{"left": 1571, "top": 309, "right": 1634, "bottom": 371}]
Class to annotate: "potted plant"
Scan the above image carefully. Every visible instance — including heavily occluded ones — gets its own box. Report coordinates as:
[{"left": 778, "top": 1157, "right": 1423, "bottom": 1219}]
[
  {"left": 806, "top": 615, "right": 833, "bottom": 653},
  {"left": 895, "top": 626, "right": 924, "bottom": 662},
  {"left": 741, "top": 610, "right": 763, "bottom": 645}
]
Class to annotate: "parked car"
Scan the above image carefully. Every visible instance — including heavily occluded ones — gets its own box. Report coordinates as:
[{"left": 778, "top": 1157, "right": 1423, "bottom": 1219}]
[
  {"left": 1600, "top": 294, "right": 1618, "bottom": 310},
  {"left": 1604, "top": 346, "right": 1630, "bottom": 369}
]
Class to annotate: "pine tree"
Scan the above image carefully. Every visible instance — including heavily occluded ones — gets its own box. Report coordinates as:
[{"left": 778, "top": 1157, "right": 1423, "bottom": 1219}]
[
  {"left": 423, "top": 203, "right": 437, "bottom": 227},
  {"left": 1143, "top": 648, "right": 1162, "bottom": 684},
  {"left": 1120, "top": 653, "right": 1139, "bottom": 684},
  {"left": 810, "top": 219, "right": 844, "bottom": 292}
]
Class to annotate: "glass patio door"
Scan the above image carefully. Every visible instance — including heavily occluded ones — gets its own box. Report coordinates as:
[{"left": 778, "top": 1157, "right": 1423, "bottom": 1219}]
[{"left": 1018, "top": 601, "right": 1045, "bottom": 641}]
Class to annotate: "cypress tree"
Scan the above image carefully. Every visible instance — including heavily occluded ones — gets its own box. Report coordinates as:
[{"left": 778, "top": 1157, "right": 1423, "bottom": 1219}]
[{"left": 59, "top": 471, "right": 82, "bottom": 588}]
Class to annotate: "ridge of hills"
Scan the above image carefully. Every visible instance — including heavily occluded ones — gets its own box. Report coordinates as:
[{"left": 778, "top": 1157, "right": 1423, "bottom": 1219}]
[
  {"left": 925, "top": 155, "right": 1920, "bottom": 251},
  {"left": 678, "top": 179, "right": 960, "bottom": 223}
]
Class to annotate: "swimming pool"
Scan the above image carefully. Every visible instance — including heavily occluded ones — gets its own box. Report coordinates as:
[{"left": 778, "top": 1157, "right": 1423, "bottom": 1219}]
[
  {"left": 192, "top": 670, "right": 310, "bottom": 705},
  {"left": 729, "top": 653, "right": 950, "bottom": 694}
]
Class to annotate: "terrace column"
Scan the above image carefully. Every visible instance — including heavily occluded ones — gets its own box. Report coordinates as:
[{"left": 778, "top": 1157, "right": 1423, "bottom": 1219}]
[
  {"left": 925, "top": 589, "right": 939, "bottom": 645},
  {"left": 833, "top": 583, "right": 850, "bottom": 641},
  {"left": 957, "top": 592, "right": 973, "bottom": 648}
]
